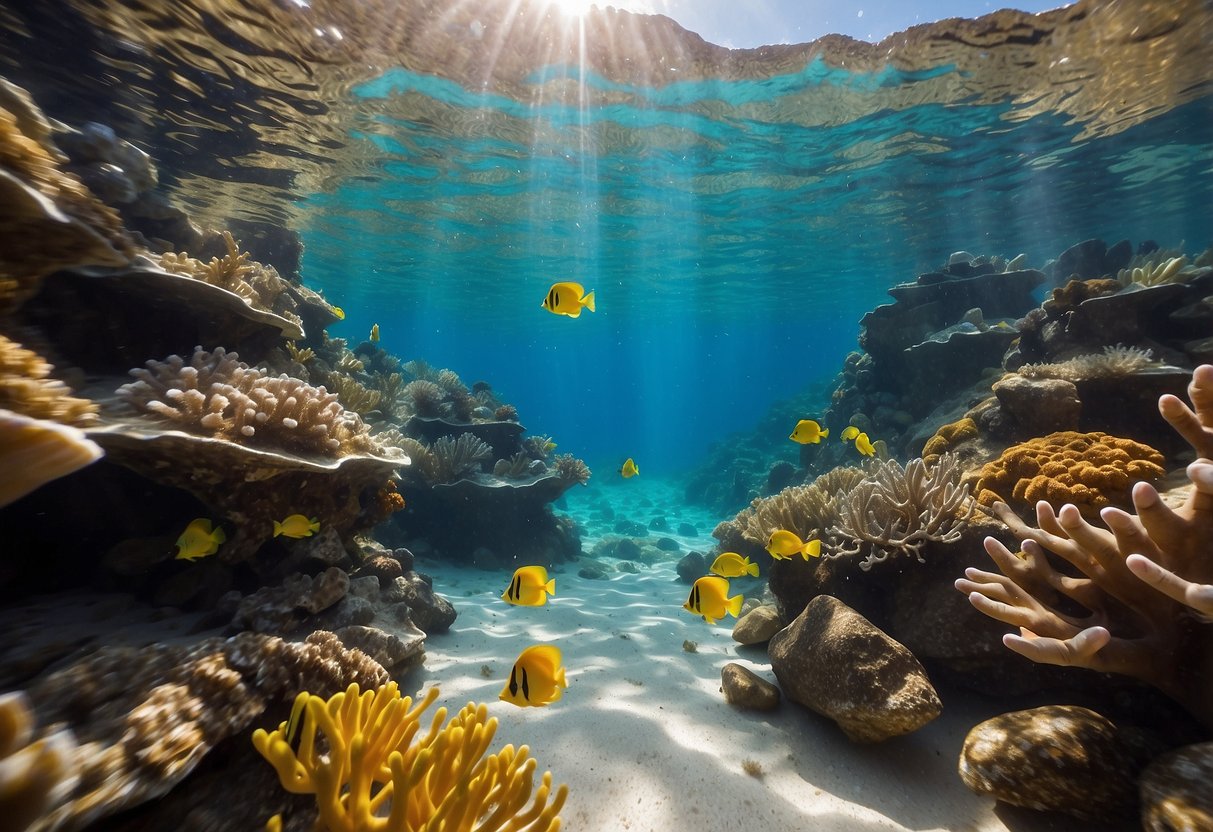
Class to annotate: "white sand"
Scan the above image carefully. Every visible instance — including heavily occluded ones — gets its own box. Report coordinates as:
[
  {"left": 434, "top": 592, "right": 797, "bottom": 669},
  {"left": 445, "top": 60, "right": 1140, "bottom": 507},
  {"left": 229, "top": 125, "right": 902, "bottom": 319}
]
[{"left": 399, "top": 480, "right": 1085, "bottom": 832}]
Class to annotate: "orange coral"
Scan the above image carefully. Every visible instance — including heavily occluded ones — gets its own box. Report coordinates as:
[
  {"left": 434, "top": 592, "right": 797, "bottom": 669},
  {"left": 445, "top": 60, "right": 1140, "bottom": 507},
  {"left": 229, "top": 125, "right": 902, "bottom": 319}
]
[
  {"left": 922, "top": 416, "right": 978, "bottom": 464},
  {"left": 975, "top": 430, "right": 1164, "bottom": 517},
  {"left": 1042, "top": 277, "right": 1121, "bottom": 314}
]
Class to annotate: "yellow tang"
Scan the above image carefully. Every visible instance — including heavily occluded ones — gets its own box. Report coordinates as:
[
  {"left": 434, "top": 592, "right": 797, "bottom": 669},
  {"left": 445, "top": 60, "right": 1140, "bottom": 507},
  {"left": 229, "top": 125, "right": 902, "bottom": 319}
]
[
  {"left": 274, "top": 514, "right": 320, "bottom": 539},
  {"left": 502, "top": 565, "right": 556, "bottom": 607},
  {"left": 331, "top": 305, "right": 345, "bottom": 320},
  {"left": 789, "top": 419, "right": 829, "bottom": 444},
  {"left": 619, "top": 457, "right": 639, "bottom": 479},
  {"left": 175, "top": 518, "right": 225, "bottom": 561},
  {"left": 709, "top": 552, "right": 760, "bottom": 579},
  {"left": 766, "top": 529, "right": 822, "bottom": 561},
  {"left": 840, "top": 425, "right": 861, "bottom": 442},
  {"left": 541, "top": 281, "right": 596, "bottom": 318},
  {"left": 855, "top": 432, "right": 876, "bottom": 457},
  {"left": 500, "top": 644, "right": 568, "bottom": 707},
  {"left": 683, "top": 575, "right": 743, "bottom": 624},
  {"left": 370, "top": 323, "right": 380, "bottom": 342}
]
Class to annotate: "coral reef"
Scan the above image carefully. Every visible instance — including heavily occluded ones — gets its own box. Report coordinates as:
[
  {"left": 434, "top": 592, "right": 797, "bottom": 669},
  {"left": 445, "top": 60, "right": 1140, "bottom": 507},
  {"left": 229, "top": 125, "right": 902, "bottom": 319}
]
[
  {"left": 16, "top": 630, "right": 388, "bottom": 831},
  {"left": 921, "top": 416, "right": 978, "bottom": 465},
  {"left": 0, "top": 691, "right": 79, "bottom": 831},
  {"left": 427, "top": 433, "right": 493, "bottom": 483},
  {"left": 0, "top": 334, "right": 97, "bottom": 425},
  {"left": 827, "top": 454, "right": 975, "bottom": 570},
  {"left": 552, "top": 452, "right": 591, "bottom": 486},
  {"left": 253, "top": 682, "right": 567, "bottom": 831},
  {"left": 0, "top": 410, "right": 102, "bottom": 507},
  {"left": 714, "top": 465, "right": 865, "bottom": 553},
  {"left": 974, "top": 430, "right": 1165, "bottom": 518},
  {"left": 958, "top": 365, "right": 1213, "bottom": 728},
  {"left": 117, "top": 346, "right": 382, "bottom": 457}
]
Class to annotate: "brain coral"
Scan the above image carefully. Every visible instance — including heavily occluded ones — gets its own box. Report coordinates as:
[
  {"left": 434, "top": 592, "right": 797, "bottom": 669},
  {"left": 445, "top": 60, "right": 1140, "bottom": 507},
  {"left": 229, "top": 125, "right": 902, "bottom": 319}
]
[
  {"left": 118, "top": 346, "right": 380, "bottom": 457},
  {"left": 975, "top": 430, "right": 1165, "bottom": 517},
  {"left": 922, "top": 416, "right": 978, "bottom": 465}
]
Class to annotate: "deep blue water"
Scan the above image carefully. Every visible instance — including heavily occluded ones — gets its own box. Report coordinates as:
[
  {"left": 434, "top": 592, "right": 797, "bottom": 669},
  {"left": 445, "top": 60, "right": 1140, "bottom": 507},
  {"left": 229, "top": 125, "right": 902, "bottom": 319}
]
[{"left": 302, "top": 61, "right": 1213, "bottom": 474}]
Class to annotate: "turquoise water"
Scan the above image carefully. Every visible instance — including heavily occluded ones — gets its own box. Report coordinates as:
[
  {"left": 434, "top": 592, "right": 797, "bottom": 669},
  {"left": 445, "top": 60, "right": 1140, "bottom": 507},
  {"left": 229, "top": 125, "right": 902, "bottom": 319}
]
[{"left": 304, "top": 63, "right": 1213, "bottom": 472}]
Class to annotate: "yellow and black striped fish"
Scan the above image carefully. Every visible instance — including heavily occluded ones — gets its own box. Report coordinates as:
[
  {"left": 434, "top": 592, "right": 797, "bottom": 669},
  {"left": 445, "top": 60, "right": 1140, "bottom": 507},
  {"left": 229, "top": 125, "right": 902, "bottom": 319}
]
[
  {"left": 683, "top": 575, "right": 743, "bottom": 625},
  {"left": 500, "top": 644, "right": 567, "bottom": 707},
  {"left": 501, "top": 565, "right": 556, "bottom": 607},
  {"left": 541, "top": 281, "right": 596, "bottom": 318}
]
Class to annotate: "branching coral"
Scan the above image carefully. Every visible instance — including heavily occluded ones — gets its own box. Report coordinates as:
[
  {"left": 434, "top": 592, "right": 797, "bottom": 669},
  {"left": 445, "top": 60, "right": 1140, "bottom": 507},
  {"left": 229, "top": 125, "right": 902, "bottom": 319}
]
[
  {"left": 720, "top": 466, "right": 865, "bottom": 547},
  {"left": 551, "top": 453, "right": 590, "bottom": 486},
  {"left": 154, "top": 231, "right": 300, "bottom": 327},
  {"left": 957, "top": 364, "right": 1213, "bottom": 728},
  {"left": 404, "top": 380, "right": 446, "bottom": 418},
  {"left": 826, "top": 453, "right": 975, "bottom": 570},
  {"left": 428, "top": 433, "right": 493, "bottom": 483},
  {"left": 1018, "top": 344, "right": 1160, "bottom": 381},
  {"left": 0, "top": 334, "right": 98, "bottom": 425},
  {"left": 117, "top": 346, "right": 380, "bottom": 457},
  {"left": 521, "top": 435, "right": 555, "bottom": 461},
  {"left": 493, "top": 452, "right": 542, "bottom": 479},
  {"left": 328, "top": 375, "right": 383, "bottom": 416},
  {"left": 975, "top": 430, "right": 1165, "bottom": 518},
  {"left": 252, "top": 682, "right": 567, "bottom": 832}
]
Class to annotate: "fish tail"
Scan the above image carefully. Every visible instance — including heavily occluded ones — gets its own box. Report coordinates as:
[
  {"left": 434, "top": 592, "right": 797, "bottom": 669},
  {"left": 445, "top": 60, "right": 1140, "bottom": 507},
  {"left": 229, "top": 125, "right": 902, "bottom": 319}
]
[
  {"left": 272, "top": 521, "right": 282, "bottom": 537},
  {"left": 820, "top": 427, "right": 829, "bottom": 439},
  {"left": 555, "top": 666, "right": 568, "bottom": 688},
  {"left": 213, "top": 526, "right": 227, "bottom": 544},
  {"left": 804, "top": 539, "right": 822, "bottom": 559},
  {"left": 582, "top": 290, "right": 595, "bottom": 312},
  {"left": 545, "top": 579, "right": 556, "bottom": 596},
  {"left": 309, "top": 519, "right": 320, "bottom": 532},
  {"left": 747, "top": 562, "right": 759, "bottom": 577},
  {"left": 726, "top": 595, "right": 743, "bottom": 618}
]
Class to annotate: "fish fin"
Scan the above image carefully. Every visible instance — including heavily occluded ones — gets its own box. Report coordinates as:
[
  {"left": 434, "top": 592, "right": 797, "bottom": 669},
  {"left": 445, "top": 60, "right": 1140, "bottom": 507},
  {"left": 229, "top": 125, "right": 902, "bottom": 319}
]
[
  {"left": 582, "top": 290, "right": 595, "bottom": 312},
  {"left": 702, "top": 614, "right": 716, "bottom": 625},
  {"left": 805, "top": 539, "right": 822, "bottom": 558},
  {"left": 747, "top": 562, "right": 760, "bottom": 577},
  {"left": 820, "top": 427, "right": 829, "bottom": 438},
  {"left": 727, "top": 595, "right": 743, "bottom": 618},
  {"left": 545, "top": 578, "right": 556, "bottom": 596},
  {"left": 309, "top": 519, "right": 320, "bottom": 532},
  {"left": 213, "top": 526, "right": 227, "bottom": 544},
  {"left": 566, "top": 305, "right": 581, "bottom": 318},
  {"left": 555, "top": 666, "right": 568, "bottom": 688},
  {"left": 273, "top": 521, "right": 282, "bottom": 537}
]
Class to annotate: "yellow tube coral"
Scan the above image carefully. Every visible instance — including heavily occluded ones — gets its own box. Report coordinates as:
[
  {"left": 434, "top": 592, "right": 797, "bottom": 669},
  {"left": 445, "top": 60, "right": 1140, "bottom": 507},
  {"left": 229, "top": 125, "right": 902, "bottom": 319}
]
[{"left": 252, "top": 683, "right": 567, "bottom": 832}]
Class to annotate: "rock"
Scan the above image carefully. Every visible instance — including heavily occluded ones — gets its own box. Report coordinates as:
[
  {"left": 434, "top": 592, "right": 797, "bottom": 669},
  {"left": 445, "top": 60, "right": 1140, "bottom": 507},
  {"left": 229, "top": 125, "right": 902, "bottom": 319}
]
[
  {"left": 764, "top": 460, "right": 797, "bottom": 494},
  {"left": 351, "top": 554, "right": 403, "bottom": 587},
  {"left": 677, "top": 522, "right": 698, "bottom": 537},
  {"left": 959, "top": 705, "right": 1160, "bottom": 823},
  {"left": 394, "top": 573, "right": 457, "bottom": 634},
  {"left": 593, "top": 537, "right": 642, "bottom": 561},
  {"left": 767, "top": 595, "right": 941, "bottom": 742},
  {"left": 721, "top": 663, "right": 780, "bottom": 711},
  {"left": 732, "top": 605, "right": 782, "bottom": 645},
  {"left": 1140, "top": 742, "right": 1213, "bottom": 832},
  {"left": 333, "top": 624, "right": 425, "bottom": 672},
  {"left": 391, "top": 547, "right": 416, "bottom": 572},
  {"left": 229, "top": 567, "right": 349, "bottom": 634},
  {"left": 345, "top": 576, "right": 381, "bottom": 603},
  {"left": 676, "top": 552, "right": 707, "bottom": 584},
  {"left": 1051, "top": 238, "right": 1107, "bottom": 281},
  {"left": 315, "top": 595, "right": 375, "bottom": 630},
  {"left": 648, "top": 516, "right": 669, "bottom": 531},
  {"left": 577, "top": 560, "right": 611, "bottom": 580},
  {"left": 613, "top": 519, "right": 648, "bottom": 537},
  {"left": 615, "top": 561, "right": 640, "bottom": 573},
  {"left": 654, "top": 537, "right": 680, "bottom": 552},
  {"left": 992, "top": 374, "right": 1081, "bottom": 436}
]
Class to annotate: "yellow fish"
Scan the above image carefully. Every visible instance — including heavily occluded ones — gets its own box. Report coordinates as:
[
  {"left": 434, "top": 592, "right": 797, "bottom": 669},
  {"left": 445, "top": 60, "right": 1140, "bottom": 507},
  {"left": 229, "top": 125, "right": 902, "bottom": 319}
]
[
  {"left": 544, "top": 440, "right": 558, "bottom": 452},
  {"left": 502, "top": 565, "right": 556, "bottom": 607},
  {"left": 855, "top": 432, "right": 876, "bottom": 457},
  {"left": 370, "top": 323, "right": 380, "bottom": 342},
  {"left": 840, "top": 425, "right": 861, "bottom": 442},
  {"left": 683, "top": 575, "right": 743, "bottom": 625},
  {"left": 766, "top": 529, "right": 821, "bottom": 561},
  {"left": 789, "top": 419, "right": 829, "bottom": 444},
  {"left": 619, "top": 457, "right": 639, "bottom": 478},
  {"left": 331, "top": 305, "right": 345, "bottom": 320},
  {"left": 541, "top": 281, "right": 596, "bottom": 318},
  {"left": 175, "top": 518, "right": 225, "bottom": 561},
  {"left": 709, "top": 552, "right": 759, "bottom": 578},
  {"left": 273, "top": 514, "right": 320, "bottom": 539},
  {"left": 500, "top": 644, "right": 568, "bottom": 707}
]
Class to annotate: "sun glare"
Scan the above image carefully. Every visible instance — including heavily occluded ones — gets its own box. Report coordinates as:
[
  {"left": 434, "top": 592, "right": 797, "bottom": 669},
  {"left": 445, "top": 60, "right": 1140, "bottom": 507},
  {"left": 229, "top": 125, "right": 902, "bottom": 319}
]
[{"left": 548, "top": 0, "right": 596, "bottom": 16}]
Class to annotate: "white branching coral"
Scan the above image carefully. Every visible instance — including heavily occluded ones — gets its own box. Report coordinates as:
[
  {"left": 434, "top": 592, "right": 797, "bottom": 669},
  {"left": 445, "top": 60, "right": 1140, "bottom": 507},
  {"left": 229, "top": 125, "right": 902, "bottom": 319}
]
[
  {"left": 1018, "top": 344, "right": 1160, "bottom": 381},
  {"left": 826, "top": 453, "right": 974, "bottom": 570},
  {"left": 429, "top": 433, "right": 493, "bottom": 483},
  {"left": 117, "top": 347, "right": 380, "bottom": 457}
]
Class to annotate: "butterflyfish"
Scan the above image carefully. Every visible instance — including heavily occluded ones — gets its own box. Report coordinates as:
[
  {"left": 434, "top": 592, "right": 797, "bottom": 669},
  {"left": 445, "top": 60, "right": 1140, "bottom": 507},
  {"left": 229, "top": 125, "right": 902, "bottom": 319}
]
[
  {"left": 709, "top": 552, "right": 760, "bottom": 579},
  {"left": 541, "top": 281, "right": 596, "bottom": 318},
  {"left": 840, "top": 425, "right": 861, "bottom": 442},
  {"left": 273, "top": 514, "right": 320, "bottom": 539},
  {"left": 683, "top": 575, "right": 743, "bottom": 625},
  {"left": 331, "top": 305, "right": 345, "bottom": 320},
  {"left": 766, "top": 529, "right": 821, "bottom": 561},
  {"left": 619, "top": 457, "right": 639, "bottom": 478},
  {"left": 855, "top": 432, "right": 877, "bottom": 457},
  {"left": 789, "top": 419, "right": 829, "bottom": 444},
  {"left": 370, "top": 323, "right": 380, "bottom": 342},
  {"left": 502, "top": 565, "right": 556, "bottom": 607},
  {"left": 500, "top": 644, "right": 568, "bottom": 707},
  {"left": 175, "top": 518, "right": 225, "bottom": 561}
]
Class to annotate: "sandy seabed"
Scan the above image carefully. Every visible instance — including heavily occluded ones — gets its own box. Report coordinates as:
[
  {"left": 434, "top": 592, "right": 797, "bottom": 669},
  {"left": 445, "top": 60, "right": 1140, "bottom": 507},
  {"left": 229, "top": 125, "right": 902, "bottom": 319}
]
[{"left": 398, "top": 480, "right": 1088, "bottom": 832}]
